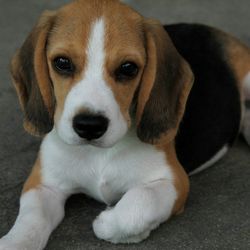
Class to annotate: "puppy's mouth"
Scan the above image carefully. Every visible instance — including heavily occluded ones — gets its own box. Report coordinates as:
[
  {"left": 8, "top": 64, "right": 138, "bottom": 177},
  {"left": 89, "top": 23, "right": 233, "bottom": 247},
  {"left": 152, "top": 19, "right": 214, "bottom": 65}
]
[
  {"left": 59, "top": 131, "right": 113, "bottom": 148},
  {"left": 86, "top": 139, "right": 113, "bottom": 148}
]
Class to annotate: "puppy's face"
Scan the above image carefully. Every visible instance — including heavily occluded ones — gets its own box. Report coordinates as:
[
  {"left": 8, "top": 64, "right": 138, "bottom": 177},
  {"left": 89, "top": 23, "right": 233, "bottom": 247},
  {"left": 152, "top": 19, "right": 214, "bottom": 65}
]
[
  {"left": 11, "top": 0, "right": 193, "bottom": 147},
  {"left": 48, "top": 1, "right": 145, "bottom": 147}
]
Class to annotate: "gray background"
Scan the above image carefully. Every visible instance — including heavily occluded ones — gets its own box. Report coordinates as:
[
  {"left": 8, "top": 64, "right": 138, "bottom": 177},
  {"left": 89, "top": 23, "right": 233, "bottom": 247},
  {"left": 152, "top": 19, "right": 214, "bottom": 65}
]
[{"left": 0, "top": 0, "right": 250, "bottom": 249}]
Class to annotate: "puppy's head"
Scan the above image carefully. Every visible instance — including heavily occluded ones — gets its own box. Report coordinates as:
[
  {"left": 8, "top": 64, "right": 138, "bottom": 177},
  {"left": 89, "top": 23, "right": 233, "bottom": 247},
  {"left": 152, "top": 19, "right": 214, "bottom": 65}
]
[{"left": 11, "top": 0, "right": 193, "bottom": 147}]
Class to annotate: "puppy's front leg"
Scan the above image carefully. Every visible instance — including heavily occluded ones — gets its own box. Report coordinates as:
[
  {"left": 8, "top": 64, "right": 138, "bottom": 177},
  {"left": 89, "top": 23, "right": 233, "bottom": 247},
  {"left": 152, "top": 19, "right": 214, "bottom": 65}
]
[
  {"left": 0, "top": 158, "right": 66, "bottom": 250},
  {"left": 93, "top": 179, "right": 178, "bottom": 244}
]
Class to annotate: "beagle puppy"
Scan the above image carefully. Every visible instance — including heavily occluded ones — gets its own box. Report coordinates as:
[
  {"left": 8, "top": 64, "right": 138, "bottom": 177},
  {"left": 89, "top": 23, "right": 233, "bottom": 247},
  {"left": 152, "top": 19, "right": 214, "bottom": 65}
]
[{"left": 1, "top": 0, "right": 250, "bottom": 249}]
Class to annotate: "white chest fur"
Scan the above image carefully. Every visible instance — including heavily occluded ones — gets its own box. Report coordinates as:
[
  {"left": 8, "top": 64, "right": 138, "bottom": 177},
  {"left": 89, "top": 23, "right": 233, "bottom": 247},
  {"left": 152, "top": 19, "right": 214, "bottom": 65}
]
[{"left": 40, "top": 129, "right": 173, "bottom": 205}]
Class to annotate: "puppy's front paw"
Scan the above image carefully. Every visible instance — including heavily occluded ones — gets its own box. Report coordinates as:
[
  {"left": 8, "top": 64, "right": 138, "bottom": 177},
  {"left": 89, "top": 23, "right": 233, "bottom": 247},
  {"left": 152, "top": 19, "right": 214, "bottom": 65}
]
[
  {"left": 93, "top": 182, "right": 175, "bottom": 244},
  {"left": 0, "top": 238, "right": 25, "bottom": 250},
  {"left": 92, "top": 208, "right": 153, "bottom": 244}
]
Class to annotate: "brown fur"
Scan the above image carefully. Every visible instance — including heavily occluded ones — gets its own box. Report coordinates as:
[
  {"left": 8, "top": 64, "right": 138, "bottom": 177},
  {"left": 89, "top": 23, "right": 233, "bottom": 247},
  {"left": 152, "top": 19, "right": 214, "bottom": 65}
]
[
  {"left": 22, "top": 156, "right": 42, "bottom": 193},
  {"left": 226, "top": 37, "right": 250, "bottom": 87},
  {"left": 210, "top": 28, "right": 250, "bottom": 92},
  {"left": 157, "top": 142, "right": 190, "bottom": 215},
  {"left": 136, "top": 31, "right": 158, "bottom": 125},
  {"left": 226, "top": 37, "right": 250, "bottom": 128}
]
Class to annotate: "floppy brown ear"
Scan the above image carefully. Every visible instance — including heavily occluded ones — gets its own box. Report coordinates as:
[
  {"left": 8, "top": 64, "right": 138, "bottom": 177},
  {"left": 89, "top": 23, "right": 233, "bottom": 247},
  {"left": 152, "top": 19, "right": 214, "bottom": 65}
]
[
  {"left": 10, "top": 11, "right": 56, "bottom": 136},
  {"left": 136, "top": 20, "right": 194, "bottom": 144}
]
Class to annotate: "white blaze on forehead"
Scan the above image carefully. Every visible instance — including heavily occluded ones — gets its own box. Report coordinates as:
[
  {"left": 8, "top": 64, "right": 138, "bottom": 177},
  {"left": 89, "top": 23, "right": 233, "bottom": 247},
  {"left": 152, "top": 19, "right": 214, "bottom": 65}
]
[
  {"left": 57, "top": 18, "right": 128, "bottom": 146},
  {"left": 85, "top": 18, "right": 105, "bottom": 82}
]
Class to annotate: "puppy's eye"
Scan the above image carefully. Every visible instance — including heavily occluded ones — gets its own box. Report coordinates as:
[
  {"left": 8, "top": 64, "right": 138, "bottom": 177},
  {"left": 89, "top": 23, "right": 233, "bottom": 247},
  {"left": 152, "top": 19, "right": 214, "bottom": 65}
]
[
  {"left": 53, "top": 57, "right": 75, "bottom": 75},
  {"left": 115, "top": 62, "right": 139, "bottom": 81}
]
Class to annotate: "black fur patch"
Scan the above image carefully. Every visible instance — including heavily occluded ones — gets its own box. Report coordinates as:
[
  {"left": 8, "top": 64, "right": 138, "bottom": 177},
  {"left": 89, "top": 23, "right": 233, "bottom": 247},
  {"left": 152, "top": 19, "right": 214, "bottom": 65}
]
[{"left": 165, "top": 24, "right": 241, "bottom": 173}]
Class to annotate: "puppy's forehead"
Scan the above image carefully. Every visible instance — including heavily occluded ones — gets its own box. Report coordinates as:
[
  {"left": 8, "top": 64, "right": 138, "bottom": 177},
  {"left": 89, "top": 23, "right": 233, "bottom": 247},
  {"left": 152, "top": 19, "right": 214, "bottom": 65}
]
[{"left": 48, "top": 0, "right": 144, "bottom": 53}]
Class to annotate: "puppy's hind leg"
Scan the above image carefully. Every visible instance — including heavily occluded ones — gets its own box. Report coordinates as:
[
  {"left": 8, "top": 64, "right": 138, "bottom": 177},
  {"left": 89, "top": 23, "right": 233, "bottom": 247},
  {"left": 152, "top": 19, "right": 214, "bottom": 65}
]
[{"left": 241, "top": 72, "right": 250, "bottom": 145}]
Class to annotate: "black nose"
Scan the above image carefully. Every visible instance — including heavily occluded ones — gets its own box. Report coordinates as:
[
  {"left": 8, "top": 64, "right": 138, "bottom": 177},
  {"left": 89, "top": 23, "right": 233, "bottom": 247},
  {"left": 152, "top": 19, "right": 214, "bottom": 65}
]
[{"left": 73, "top": 114, "right": 109, "bottom": 140}]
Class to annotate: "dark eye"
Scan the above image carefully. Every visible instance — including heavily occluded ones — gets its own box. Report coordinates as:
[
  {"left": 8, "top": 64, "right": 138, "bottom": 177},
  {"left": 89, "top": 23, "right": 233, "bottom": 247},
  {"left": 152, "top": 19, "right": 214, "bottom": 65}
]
[
  {"left": 53, "top": 57, "right": 75, "bottom": 75},
  {"left": 115, "top": 62, "right": 139, "bottom": 81}
]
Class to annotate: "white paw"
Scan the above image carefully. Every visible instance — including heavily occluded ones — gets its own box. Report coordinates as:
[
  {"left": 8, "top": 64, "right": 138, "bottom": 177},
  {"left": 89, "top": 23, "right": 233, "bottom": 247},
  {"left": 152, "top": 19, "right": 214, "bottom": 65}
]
[{"left": 93, "top": 208, "right": 156, "bottom": 244}]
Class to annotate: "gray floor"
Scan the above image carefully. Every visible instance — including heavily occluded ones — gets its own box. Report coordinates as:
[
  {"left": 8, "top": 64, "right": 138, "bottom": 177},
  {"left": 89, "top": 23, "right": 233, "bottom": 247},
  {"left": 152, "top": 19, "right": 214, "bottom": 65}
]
[{"left": 0, "top": 0, "right": 250, "bottom": 249}]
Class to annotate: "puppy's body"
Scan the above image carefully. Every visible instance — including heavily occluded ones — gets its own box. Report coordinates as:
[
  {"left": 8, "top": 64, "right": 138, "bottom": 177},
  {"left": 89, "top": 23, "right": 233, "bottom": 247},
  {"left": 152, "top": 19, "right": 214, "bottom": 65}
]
[
  {"left": 1, "top": 1, "right": 250, "bottom": 249},
  {"left": 166, "top": 24, "right": 245, "bottom": 173}
]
